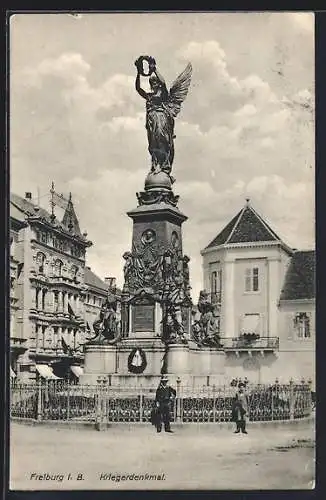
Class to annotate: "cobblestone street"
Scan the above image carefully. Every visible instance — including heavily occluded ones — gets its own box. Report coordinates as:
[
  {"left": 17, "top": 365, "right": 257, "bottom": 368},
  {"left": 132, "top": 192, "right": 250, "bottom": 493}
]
[{"left": 10, "top": 420, "right": 315, "bottom": 490}]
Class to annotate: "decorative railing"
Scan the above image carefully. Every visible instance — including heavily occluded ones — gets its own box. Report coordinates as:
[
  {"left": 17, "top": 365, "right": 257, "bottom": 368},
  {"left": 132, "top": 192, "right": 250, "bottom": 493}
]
[
  {"left": 10, "top": 379, "right": 312, "bottom": 424},
  {"left": 222, "top": 336, "right": 279, "bottom": 350}
]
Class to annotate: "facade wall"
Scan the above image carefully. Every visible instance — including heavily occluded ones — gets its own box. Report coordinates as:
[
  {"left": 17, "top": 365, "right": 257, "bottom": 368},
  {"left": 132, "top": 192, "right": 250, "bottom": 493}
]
[
  {"left": 202, "top": 243, "right": 291, "bottom": 338},
  {"left": 200, "top": 242, "right": 315, "bottom": 384}
]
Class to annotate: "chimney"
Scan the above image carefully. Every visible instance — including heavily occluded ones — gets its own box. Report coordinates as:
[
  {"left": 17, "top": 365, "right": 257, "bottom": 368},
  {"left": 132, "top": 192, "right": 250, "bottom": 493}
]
[
  {"left": 25, "top": 192, "right": 32, "bottom": 200},
  {"left": 105, "top": 277, "right": 116, "bottom": 290}
]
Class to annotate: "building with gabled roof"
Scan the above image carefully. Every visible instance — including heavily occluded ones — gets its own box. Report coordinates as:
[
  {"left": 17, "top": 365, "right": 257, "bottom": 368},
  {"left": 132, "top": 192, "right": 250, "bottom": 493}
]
[
  {"left": 9, "top": 189, "right": 117, "bottom": 382},
  {"left": 200, "top": 199, "right": 315, "bottom": 385}
]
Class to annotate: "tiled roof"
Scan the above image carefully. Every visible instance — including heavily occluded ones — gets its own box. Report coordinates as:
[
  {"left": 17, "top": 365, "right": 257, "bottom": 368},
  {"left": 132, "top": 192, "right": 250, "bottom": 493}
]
[
  {"left": 280, "top": 250, "right": 315, "bottom": 301},
  {"left": 84, "top": 267, "right": 109, "bottom": 292},
  {"left": 10, "top": 203, "right": 27, "bottom": 226},
  {"left": 10, "top": 193, "right": 52, "bottom": 222},
  {"left": 10, "top": 192, "right": 87, "bottom": 242},
  {"left": 205, "top": 202, "right": 283, "bottom": 249},
  {"left": 62, "top": 197, "right": 81, "bottom": 236}
]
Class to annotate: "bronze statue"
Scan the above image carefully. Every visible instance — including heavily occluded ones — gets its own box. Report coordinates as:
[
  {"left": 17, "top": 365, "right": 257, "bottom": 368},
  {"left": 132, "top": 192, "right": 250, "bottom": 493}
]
[
  {"left": 192, "top": 290, "right": 222, "bottom": 347},
  {"left": 90, "top": 296, "right": 121, "bottom": 344},
  {"left": 135, "top": 56, "right": 192, "bottom": 179}
]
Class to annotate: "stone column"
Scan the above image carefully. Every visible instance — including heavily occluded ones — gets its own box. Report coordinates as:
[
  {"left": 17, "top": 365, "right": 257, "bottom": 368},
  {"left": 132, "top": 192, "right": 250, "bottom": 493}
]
[
  {"left": 75, "top": 295, "right": 80, "bottom": 316},
  {"left": 63, "top": 292, "right": 68, "bottom": 313},
  {"left": 58, "top": 291, "right": 63, "bottom": 312},
  {"left": 37, "top": 288, "right": 43, "bottom": 310},
  {"left": 58, "top": 326, "right": 63, "bottom": 351},
  {"left": 31, "top": 287, "right": 37, "bottom": 310},
  {"left": 222, "top": 258, "right": 235, "bottom": 337},
  {"left": 267, "top": 257, "right": 281, "bottom": 338}
]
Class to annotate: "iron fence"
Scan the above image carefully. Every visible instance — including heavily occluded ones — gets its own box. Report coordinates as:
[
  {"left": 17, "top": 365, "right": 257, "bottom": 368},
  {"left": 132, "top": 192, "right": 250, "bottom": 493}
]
[{"left": 10, "top": 379, "right": 312, "bottom": 424}]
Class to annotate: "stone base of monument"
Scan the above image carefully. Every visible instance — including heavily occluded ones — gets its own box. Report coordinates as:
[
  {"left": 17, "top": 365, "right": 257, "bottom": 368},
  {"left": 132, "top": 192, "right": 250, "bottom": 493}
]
[
  {"left": 166, "top": 343, "right": 191, "bottom": 375},
  {"left": 79, "top": 344, "right": 117, "bottom": 384},
  {"left": 80, "top": 340, "right": 227, "bottom": 386},
  {"left": 80, "top": 338, "right": 166, "bottom": 385},
  {"left": 189, "top": 346, "right": 226, "bottom": 376}
]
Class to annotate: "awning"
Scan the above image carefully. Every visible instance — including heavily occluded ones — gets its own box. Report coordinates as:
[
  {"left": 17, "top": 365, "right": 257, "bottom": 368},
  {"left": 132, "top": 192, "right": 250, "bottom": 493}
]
[
  {"left": 10, "top": 367, "right": 16, "bottom": 378},
  {"left": 70, "top": 365, "right": 84, "bottom": 377},
  {"left": 36, "top": 364, "right": 60, "bottom": 379}
]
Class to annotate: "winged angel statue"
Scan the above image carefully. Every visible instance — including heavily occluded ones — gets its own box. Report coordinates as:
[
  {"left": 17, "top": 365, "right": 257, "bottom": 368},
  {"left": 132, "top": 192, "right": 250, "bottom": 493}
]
[{"left": 135, "top": 56, "right": 192, "bottom": 177}]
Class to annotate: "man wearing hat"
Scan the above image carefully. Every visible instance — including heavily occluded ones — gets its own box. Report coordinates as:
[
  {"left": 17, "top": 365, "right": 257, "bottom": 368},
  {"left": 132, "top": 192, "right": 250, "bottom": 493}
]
[
  {"left": 154, "top": 375, "right": 176, "bottom": 433},
  {"left": 232, "top": 382, "right": 249, "bottom": 434}
]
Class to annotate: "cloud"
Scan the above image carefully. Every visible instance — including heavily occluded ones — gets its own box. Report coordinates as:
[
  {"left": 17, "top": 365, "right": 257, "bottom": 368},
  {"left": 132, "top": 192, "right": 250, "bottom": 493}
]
[{"left": 11, "top": 31, "right": 314, "bottom": 298}]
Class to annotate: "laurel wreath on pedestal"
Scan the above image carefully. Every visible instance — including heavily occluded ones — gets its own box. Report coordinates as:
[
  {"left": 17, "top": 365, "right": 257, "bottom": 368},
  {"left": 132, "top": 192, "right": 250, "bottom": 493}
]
[{"left": 127, "top": 347, "right": 147, "bottom": 374}]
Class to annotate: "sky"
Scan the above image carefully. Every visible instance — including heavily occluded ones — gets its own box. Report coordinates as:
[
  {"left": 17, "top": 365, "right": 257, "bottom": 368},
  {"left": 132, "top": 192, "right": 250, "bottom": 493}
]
[{"left": 10, "top": 12, "right": 315, "bottom": 301}]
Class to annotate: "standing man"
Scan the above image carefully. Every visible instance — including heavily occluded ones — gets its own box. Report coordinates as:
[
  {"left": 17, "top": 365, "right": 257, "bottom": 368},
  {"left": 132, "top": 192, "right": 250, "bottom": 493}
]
[
  {"left": 232, "top": 382, "right": 249, "bottom": 434},
  {"left": 155, "top": 375, "right": 176, "bottom": 433}
]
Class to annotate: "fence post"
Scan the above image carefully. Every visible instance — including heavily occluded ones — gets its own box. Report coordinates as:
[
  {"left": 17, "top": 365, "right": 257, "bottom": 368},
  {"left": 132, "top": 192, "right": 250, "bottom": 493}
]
[
  {"left": 212, "top": 384, "right": 216, "bottom": 423},
  {"left": 67, "top": 381, "right": 70, "bottom": 421},
  {"left": 139, "top": 387, "right": 143, "bottom": 423},
  {"left": 176, "top": 377, "right": 181, "bottom": 423},
  {"left": 307, "top": 377, "right": 313, "bottom": 412},
  {"left": 37, "top": 382, "right": 43, "bottom": 421},
  {"left": 289, "top": 378, "right": 294, "bottom": 420},
  {"left": 95, "top": 376, "right": 107, "bottom": 431}
]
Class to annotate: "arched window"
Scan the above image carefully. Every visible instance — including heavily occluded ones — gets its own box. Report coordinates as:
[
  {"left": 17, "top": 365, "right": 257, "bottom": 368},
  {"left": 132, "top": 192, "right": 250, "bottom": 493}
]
[
  {"left": 71, "top": 265, "right": 78, "bottom": 282},
  {"left": 36, "top": 252, "right": 46, "bottom": 275},
  {"left": 54, "top": 259, "right": 63, "bottom": 277}
]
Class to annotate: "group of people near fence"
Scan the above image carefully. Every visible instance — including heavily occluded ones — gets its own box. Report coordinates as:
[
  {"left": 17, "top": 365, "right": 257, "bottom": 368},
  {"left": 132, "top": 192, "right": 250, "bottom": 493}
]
[{"left": 151, "top": 376, "right": 249, "bottom": 434}]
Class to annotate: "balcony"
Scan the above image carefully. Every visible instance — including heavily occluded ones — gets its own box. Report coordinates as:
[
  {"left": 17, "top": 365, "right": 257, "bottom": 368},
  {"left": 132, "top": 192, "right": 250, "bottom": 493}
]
[{"left": 222, "top": 336, "right": 279, "bottom": 355}]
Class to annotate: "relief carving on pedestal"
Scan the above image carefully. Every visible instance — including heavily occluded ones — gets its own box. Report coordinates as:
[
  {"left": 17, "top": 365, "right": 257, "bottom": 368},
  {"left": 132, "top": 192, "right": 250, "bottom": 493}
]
[
  {"left": 121, "top": 228, "right": 192, "bottom": 344},
  {"left": 191, "top": 290, "right": 222, "bottom": 348}
]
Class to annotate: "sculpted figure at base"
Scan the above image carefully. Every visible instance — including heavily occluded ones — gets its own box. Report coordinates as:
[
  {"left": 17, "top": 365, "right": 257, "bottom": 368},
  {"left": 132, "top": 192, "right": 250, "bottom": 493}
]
[
  {"left": 90, "top": 295, "right": 121, "bottom": 344},
  {"left": 135, "top": 55, "right": 192, "bottom": 180},
  {"left": 192, "top": 290, "right": 222, "bottom": 347},
  {"left": 163, "top": 304, "right": 187, "bottom": 345}
]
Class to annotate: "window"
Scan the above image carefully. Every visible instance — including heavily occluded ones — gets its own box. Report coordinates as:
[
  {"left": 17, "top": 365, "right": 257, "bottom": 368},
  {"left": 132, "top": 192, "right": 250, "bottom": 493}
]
[
  {"left": 41, "top": 232, "right": 48, "bottom": 244},
  {"left": 294, "top": 313, "right": 310, "bottom": 339},
  {"left": 42, "top": 326, "right": 46, "bottom": 349},
  {"left": 53, "top": 327, "right": 59, "bottom": 348},
  {"left": 245, "top": 267, "right": 259, "bottom": 292},
  {"left": 42, "top": 290, "right": 46, "bottom": 311},
  {"left": 71, "top": 265, "right": 78, "bottom": 282},
  {"left": 54, "top": 291, "right": 59, "bottom": 312},
  {"left": 36, "top": 252, "right": 46, "bottom": 275},
  {"left": 211, "top": 271, "right": 217, "bottom": 294},
  {"left": 210, "top": 270, "right": 222, "bottom": 304},
  {"left": 54, "top": 259, "right": 63, "bottom": 277}
]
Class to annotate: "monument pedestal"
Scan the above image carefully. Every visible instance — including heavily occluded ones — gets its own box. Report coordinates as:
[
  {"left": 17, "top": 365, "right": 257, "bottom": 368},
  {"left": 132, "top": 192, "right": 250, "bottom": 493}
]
[
  {"left": 167, "top": 344, "right": 190, "bottom": 375},
  {"left": 80, "top": 344, "right": 117, "bottom": 384}
]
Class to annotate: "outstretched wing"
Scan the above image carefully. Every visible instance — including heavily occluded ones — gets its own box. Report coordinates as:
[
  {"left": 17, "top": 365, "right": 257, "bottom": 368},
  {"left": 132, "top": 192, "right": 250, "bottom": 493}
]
[{"left": 168, "top": 63, "right": 192, "bottom": 117}]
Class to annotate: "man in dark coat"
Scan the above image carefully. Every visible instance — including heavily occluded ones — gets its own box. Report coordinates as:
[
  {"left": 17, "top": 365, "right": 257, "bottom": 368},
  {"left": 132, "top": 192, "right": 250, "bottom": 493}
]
[
  {"left": 154, "top": 375, "right": 176, "bottom": 433},
  {"left": 232, "top": 382, "right": 249, "bottom": 434}
]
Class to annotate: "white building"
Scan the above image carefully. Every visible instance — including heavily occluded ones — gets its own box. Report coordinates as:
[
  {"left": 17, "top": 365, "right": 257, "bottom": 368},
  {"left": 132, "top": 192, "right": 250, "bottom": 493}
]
[{"left": 201, "top": 199, "right": 315, "bottom": 385}]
